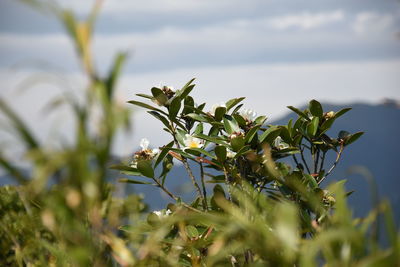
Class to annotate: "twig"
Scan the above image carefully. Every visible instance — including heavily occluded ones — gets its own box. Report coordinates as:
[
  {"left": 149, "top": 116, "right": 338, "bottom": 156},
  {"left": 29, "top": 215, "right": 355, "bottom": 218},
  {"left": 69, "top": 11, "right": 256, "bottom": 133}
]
[
  {"left": 199, "top": 162, "right": 208, "bottom": 210},
  {"left": 299, "top": 146, "right": 311, "bottom": 174},
  {"left": 151, "top": 177, "right": 202, "bottom": 213},
  {"left": 318, "top": 144, "right": 344, "bottom": 185},
  {"left": 318, "top": 151, "right": 326, "bottom": 174},
  {"left": 292, "top": 155, "right": 301, "bottom": 170},
  {"left": 314, "top": 148, "right": 320, "bottom": 174},
  {"left": 170, "top": 122, "right": 205, "bottom": 207},
  {"left": 223, "top": 166, "right": 232, "bottom": 201}
]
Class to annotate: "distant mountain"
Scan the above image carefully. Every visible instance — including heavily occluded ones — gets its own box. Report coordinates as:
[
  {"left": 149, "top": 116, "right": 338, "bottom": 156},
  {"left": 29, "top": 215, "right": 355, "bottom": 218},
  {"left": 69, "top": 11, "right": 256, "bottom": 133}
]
[
  {"left": 122, "top": 102, "right": 400, "bottom": 221},
  {"left": 273, "top": 102, "right": 400, "bottom": 221}
]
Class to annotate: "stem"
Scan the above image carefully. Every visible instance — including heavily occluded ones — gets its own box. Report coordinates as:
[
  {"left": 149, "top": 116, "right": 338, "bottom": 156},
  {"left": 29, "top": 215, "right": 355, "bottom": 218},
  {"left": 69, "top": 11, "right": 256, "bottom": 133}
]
[
  {"left": 223, "top": 166, "right": 233, "bottom": 201},
  {"left": 292, "top": 155, "right": 301, "bottom": 170},
  {"left": 182, "top": 159, "right": 205, "bottom": 207},
  {"left": 170, "top": 122, "right": 205, "bottom": 207},
  {"left": 199, "top": 162, "right": 208, "bottom": 210},
  {"left": 318, "top": 144, "right": 344, "bottom": 185},
  {"left": 314, "top": 148, "right": 320, "bottom": 174},
  {"left": 151, "top": 177, "right": 202, "bottom": 213},
  {"left": 318, "top": 151, "right": 326, "bottom": 174},
  {"left": 299, "top": 146, "right": 311, "bottom": 174}
]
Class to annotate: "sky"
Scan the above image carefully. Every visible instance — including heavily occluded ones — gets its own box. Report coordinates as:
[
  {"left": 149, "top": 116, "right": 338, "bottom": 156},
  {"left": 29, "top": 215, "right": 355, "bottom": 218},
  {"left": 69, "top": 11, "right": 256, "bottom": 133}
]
[{"left": 0, "top": 0, "right": 399, "bottom": 157}]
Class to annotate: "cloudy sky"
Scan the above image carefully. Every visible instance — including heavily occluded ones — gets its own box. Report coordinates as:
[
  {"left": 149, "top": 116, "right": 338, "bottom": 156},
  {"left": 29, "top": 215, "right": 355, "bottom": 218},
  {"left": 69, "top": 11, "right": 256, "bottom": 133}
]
[{"left": 0, "top": 0, "right": 399, "bottom": 156}]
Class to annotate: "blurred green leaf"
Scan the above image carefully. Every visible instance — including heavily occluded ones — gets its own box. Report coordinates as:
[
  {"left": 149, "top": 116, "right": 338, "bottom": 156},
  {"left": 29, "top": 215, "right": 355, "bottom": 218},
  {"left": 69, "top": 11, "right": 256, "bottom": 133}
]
[
  {"left": 168, "top": 96, "right": 181, "bottom": 119},
  {"left": 226, "top": 97, "right": 245, "bottom": 111},
  {"left": 151, "top": 87, "right": 168, "bottom": 106},
  {"left": 137, "top": 160, "right": 154, "bottom": 178},
  {"left": 309, "top": 99, "right": 323, "bottom": 118},
  {"left": 287, "top": 106, "right": 310, "bottom": 121},
  {"left": 214, "top": 146, "right": 227, "bottom": 161}
]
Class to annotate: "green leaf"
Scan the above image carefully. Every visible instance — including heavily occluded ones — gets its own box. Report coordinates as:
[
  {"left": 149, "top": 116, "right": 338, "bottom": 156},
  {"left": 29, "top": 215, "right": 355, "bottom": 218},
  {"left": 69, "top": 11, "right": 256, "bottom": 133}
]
[
  {"left": 137, "top": 160, "right": 154, "bottom": 178},
  {"left": 304, "top": 174, "right": 318, "bottom": 189},
  {"left": 244, "top": 125, "right": 260, "bottom": 143},
  {"left": 127, "top": 100, "right": 169, "bottom": 116},
  {"left": 344, "top": 131, "right": 364, "bottom": 146},
  {"left": 214, "top": 106, "right": 226, "bottom": 121},
  {"left": 338, "top": 130, "right": 350, "bottom": 140},
  {"left": 168, "top": 96, "right": 181, "bottom": 119},
  {"left": 106, "top": 52, "right": 127, "bottom": 98},
  {"left": 185, "top": 225, "right": 199, "bottom": 238},
  {"left": 185, "top": 113, "right": 209, "bottom": 122},
  {"left": 169, "top": 148, "right": 196, "bottom": 160},
  {"left": 118, "top": 178, "right": 153, "bottom": 185},
  {"left": 206, "top": 175, "right": 226, "bottom": 183},
  {"left": 254, "top": 115, "right": 268, "bottom": 125},
  {"left": 334, "top": 108, "right": 352, "bottom": 119},
  {"left": 194, "top": 123, "right": 203, "bottom": 134},
  {"left": 231, "top": 136, "right": 245, "bottom": 152},
  {"left": 148, "top": 111, "right": 170, "bottom": 129},
  {"left": 110, "top": 165, "right": 141, "bottom": 176},
  {"left": 182, "top": 96, "right": 195, "bottom": 115},
  {"left": 178, "top": 84, "right": 195, "bottom": 99},
  {"left": 259, "top": 127, "right": 281, "bottom": 144},
  {"left": 226, "top": 97, "right": 245, "bottom": 111},
  {"left": 307, "top": 117, "right": 319, "bottom": 137},
  {"left": 223, "top": 115, "right": 240, "bottom": 134},
  {"left": 232, "top": 114, "right": 247, "bottom": 127},
  {"left": 233, "top": 145, "right": 251, "bottom": 158},
  {"left": 151, "top": 87, "right": 168, "bottom": 106},
  {"left": 214, "top": 145, "right": 227, "bottom": 161},
  {"left": 320, "top": 118, "right": 335, "bottom": 133},
  {"left": 194, "top": 133, "right": 228, "bottom": 146},
  {"left": 185, "top": 148, "right": 216, "bottom": 159},
  {"left": 309, "top": 99, "right": 323, "bottom": 118},
  {"left": 154, "top": 141, "right": 174, "bottom": 168},
  {"left": 178, "top": 78, "right": 196, "bottom": 98},
  {"left": 287, "top": 106, "right": 310, "bottom": 121},
  {"left": 135, "top": 93, "right": 154, "bottom": 100}
]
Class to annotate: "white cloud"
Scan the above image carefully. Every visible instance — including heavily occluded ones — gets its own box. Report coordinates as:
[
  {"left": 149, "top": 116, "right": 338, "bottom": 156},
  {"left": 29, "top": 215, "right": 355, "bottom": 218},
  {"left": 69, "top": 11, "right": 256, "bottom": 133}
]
[
  {"left": 268, "top": 10, "right": 345, "bottom": 30},
  {"left": 353, "top": 12, "right": 396, "bottom": 35}
]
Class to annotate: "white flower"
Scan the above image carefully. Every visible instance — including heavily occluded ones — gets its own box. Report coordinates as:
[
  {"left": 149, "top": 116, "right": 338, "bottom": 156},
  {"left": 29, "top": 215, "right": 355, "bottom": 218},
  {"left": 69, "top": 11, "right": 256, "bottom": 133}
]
[
  {"left": 239, "top": 108, "right": 257, "bottom": 122},
  {"left": 183, "top": 134, "right": 204, "bottom": 149},
  {"left": 226, "top": 149, "right": 237, "bottom": 159},
  {"left": 153, "top": 209, "right": 172, "bottom": 219},
  {"left": 140, "top": 138, "right": 150, "bottom": 150},
  {"left": 274, "top": 136, "right": 289, "bottom": 150},
  {"left": 131, "top": 138, "right": 160, "bottom": 167},
  {"left": 210, "top": 102, "right": 226, "bottom": 116}
]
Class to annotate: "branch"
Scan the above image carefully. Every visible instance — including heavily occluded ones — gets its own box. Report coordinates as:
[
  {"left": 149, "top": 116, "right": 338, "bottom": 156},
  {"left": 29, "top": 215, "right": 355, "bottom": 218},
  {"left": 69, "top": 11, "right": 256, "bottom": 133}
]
[
  {"left": 299, "top": 146, "right": 311, "bottom": 174},
  {"left": 170, "top": 122, "right": 205, "bottom": 207},
  {"left": 151, "top": 177, "right": 202, "bottom": 213},
  {"left": 318, "top": 144, "right": 344, "bottom": 185},
  {"left": 199, "top": 162, "right": 208, "bottom": 210}
]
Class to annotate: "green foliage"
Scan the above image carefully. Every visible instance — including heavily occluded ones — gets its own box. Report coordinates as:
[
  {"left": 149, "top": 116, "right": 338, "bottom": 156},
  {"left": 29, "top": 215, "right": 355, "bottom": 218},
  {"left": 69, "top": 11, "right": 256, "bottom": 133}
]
[{"left": 0, "top": 2, "right": 398, "bottom": 266}]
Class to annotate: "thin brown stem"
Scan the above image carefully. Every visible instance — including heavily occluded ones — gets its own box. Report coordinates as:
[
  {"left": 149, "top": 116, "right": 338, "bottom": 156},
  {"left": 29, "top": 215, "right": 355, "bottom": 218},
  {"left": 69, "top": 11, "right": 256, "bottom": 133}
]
[
  {"left": 199, "top": 162, "right": 208, "bottom": 210},
  {"left": 300, "top": 146, "right": 311, "bottom": 174},
  {"left": 151, "top": 177, "right": 202, "bottom": 213},
  {"left": 318, "top": 151, "right": 326, "bottom": 174},
  {"left": 318, "top": 144, "right": 344, "bottom": 185},
  {"left": 223, "top": 166, "right": 232, "bottom": 201},
  {"left": 170, "top": 122, "right": 205, "bottom": 207},
  {"left": 292, "top": 155, "right": 301, "bottom": 170},
  {"left": 314, "top": 148, "right": 320, "bottom": 174}
]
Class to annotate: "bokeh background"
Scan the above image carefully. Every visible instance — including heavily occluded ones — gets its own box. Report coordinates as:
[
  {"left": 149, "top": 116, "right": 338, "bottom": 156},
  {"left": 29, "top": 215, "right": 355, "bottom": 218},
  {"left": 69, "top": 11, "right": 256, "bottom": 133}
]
[{"left": 1, "top": 0, "right": 399, "bottom": 216}]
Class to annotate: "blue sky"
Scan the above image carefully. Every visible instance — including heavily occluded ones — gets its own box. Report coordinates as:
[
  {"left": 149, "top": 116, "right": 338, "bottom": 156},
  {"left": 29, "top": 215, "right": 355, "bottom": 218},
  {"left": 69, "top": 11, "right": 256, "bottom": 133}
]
[{"left": 0, "top": 0, "right": 399, "bottom": 156}]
